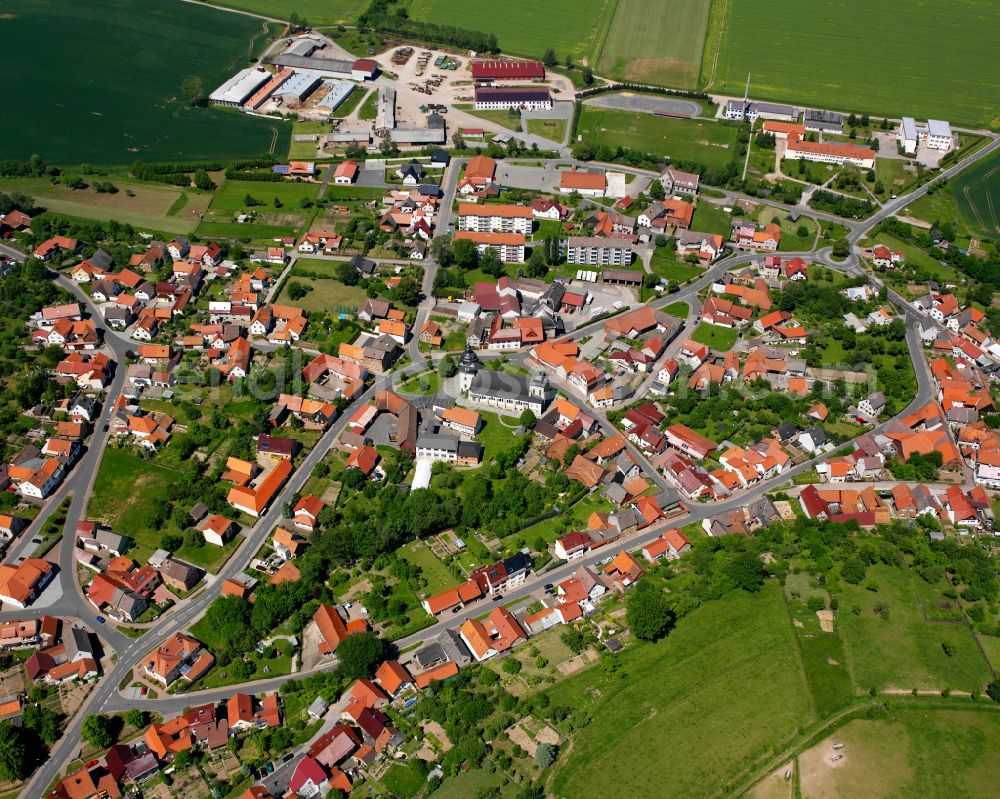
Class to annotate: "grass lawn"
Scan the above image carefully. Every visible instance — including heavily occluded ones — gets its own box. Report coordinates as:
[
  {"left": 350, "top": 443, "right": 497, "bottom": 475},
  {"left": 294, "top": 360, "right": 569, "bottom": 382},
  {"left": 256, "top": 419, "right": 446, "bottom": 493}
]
[
  {"left": 172, "top": 536, "right": 242, "bottom": 574},
  {"left": 691, "top": 322, "right": 738, "bottom": 351},
  {"left": 692, "top": 201, "right": 734, "bottom": 236},
  {"left": 524, "top": 117, "right": 568, "bottom": 143},
  {"left": 189, "top": 640, "right": 295, "bottom": 690},
  {"left": 453, "top": 105, "right": 520, "bottom": 132},
  {"left": 796, "top": 707, "right": 1000, "bottom": 798},
  {"left": 650, "top": 247, "right": 702, "bottom": 283},
  {"left": 577, "top": 107, "right": 738, "bottom": 171},
  {"left": 0, "top": 177, "right": 211, "bottom": 234},
  {"left": 379, "top": 763, "right": 427, "bottom": 799},
  {"left": 548, "top": 583, "right": 814, "bottom": 799},
  {"left": 407, "top": 0, "right": 610, "bottom": 61},
  {"left": 876, "top": 157, "right": 920, "bottom": 196},
  {"left": 205, "top": 0, "right": 365, "bottom": 23},
  {"left": 275, "top": 275, "right": 368, "bottom": 314},
  {"left": 288, "top": 121, "right": 329, "bottom": 160},
  {"left": 210, "top": 180, "right": 321, "bottom": 211},
  {"left": 476, "top": 410, "right": 522, "bottom": 463},
  {"left": 87, "top": 448, "right": 188, "bottom": 562},
  {"left": 597, "top": 0, "right": 711, "bottom": 88},
  {"left": 331, "top": 86, "right": 368, "bottom": 118},
  {"left": 756, "top": 206, "right": 818, "bottom": 251},
  {"left": 663, "top": 300, "right": 690, "bottom": 318},
  {"left": 357, "top": 90, "right": 379, "bottom": 121},
  {"left": 702, "top": 0, "right": 1000, "bottom": 127},
  {"left": 429, "top": 769, "right": 517, "bottom": 799},
  {"left": 2, "top": 0, "right": 286, "bottom": 164},
  {"left": 398, "top": 540, "right": 455, "bottom": 595},
  {"left": 399, "top": 371, "right": 441, "bottom": 395},
  {"left": 837, "top": 564, "right": 992, "bottom": 693}
]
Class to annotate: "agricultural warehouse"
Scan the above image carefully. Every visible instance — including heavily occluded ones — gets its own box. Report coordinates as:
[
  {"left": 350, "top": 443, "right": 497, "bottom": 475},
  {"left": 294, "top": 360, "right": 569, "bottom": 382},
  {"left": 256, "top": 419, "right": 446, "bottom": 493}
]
[
  {"left": 209, "top": 67, "right": 270, "bottom": 107},
  {"left": 474, "top": 86, "right": 553, "bottom": 111}
]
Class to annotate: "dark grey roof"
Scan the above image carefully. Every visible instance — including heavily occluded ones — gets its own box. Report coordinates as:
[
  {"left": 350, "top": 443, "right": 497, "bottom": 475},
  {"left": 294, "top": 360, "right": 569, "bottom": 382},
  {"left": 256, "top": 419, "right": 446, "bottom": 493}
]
[
  {"left": 416, "top": 434, "right": 459, "bottom": 452},
  {"left": 350, "top": 254, "right": 377, "bottom": 274},
  {"left": 430, "top": 149, "right": 451, "bottom": 165},
  {"left": 457, "top": 440, "right": 483, "bottom": 459}
]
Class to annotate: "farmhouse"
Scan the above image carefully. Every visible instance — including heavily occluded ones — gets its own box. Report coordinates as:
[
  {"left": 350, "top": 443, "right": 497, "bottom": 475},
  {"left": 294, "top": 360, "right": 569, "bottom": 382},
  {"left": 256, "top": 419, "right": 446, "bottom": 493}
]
[{"left": 473, "top": 86, "right": 552, "bottom": 111}]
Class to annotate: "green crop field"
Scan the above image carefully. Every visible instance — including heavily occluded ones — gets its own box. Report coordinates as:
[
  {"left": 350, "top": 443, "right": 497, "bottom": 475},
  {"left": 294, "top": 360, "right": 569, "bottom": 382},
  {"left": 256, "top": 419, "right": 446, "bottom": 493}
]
[
  {"left": 702, "top": 0, "right": 1000, "bottom": 128},
  {"left": 577, "top": 107, "right": 737, "bottom": 170},
  {"left": 547, "top": 583, "right": 814, "bottom": 798},
  {"left": 203, "top": 0, "right": 366, "bottom": 24},
  {"left": 950, "top": 148, "right": 1000, "bottom": 238},
  {"left": 597, "top": 0, "right": 711, "bottom": 88},
  {"left": 406, "top": 0, "right": 611, "bottom": 61},
  {"left": 1, "top": 0, "right": 288, "bottom": 165}
]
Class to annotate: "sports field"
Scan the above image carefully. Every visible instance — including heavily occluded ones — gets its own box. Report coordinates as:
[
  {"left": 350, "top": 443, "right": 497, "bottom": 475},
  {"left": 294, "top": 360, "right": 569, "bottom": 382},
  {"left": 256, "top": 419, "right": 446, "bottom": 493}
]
[
  {"left": 702, "top": 0, "right": 1000, "bottom": 128},
  {"left": 205, "top": 0, "right": 366, "bottom": 24},
  {"left": 577, "top": 107, "right": 737, "bottom": 169},
  {"left": 1, "top": 0, "right": 288, "bottom": 165},
  {"left": 406, "top": 0, "right": 611, "bottom": 61},
  {"left": 597, "top": 0, "right": 711, "bottom": 88},
  {"left": 547, "top": 583, "right": 814, "bottom": 798},
  {"left": 950, "top": 148, "right": 1000, "bottom": 238}
]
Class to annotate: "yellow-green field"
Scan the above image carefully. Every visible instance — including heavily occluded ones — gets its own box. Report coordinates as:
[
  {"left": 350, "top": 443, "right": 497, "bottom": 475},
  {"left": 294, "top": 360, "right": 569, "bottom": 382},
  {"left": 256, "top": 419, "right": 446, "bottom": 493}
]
[{"left": 597, "top": 0, "right": 711, "bottom": 88}]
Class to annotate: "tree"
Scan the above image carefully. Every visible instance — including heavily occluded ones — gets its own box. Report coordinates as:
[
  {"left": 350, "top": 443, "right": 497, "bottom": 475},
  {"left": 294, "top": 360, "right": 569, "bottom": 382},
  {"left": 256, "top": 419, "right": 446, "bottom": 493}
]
[
  {"left": 82, "top": 714, "right": 115, "bottom": 749},
  {"left": 336, "top": 631, "right": 385, "bottom": 680},
  {"left": 874, "top": 180, "right": 885, "bottom": 195},
  {"left": 796, "top": 224, "right": 809, "bottom": 238},
  {"left": 0, "top": 723, "right": 28, "bottom": 781},
  {"left": 173, "top": 748, "right": 194, "bottom": 769},
  {"left": 542, "top": 48, "right": 558, "bottom": 67},
  {"left": 193, "top": 169, "right": 215, "bottom": 190},
  {"left": 124, "top": 709, "right": 147, "bottom": 729},
  {"left": 336, "top": 261, "right": 359, "bottom": 286},
  {"left": 519, "top": 409, "right": 537, "bottom": 429},
  {"left": 479, "top": 247, "right": 504, "bottom": 278},
  {"left": 534, "top": 742, "right": 558, "bottom": 768},
  {"left": 626, "top": 583, "right": 675, "bottom": 641},
  {"left": 841, "top": 557, "right": 867, "bottom": 585},
  {"left": 440, "top": 355, "right": 457, "bottom": 378},
  {"left": 451, "top": 237, "right": 477, "bottom": 268},
  {"left": 392, "top": 276, "right": 420, "bottom": 307},
  {"left": 648, "top": 179, "right": 665, "bottom": 201},
  {"left": 561, "top": 627, "right": 586, "bottom": 654},
  {"left": 987, "top": 678, "right": 1000, "bottom": 703},
  {"left": 273, "top": 196, "right": 283, "bottom": 208},
  {"left": 831, "top": 239, "right": 850, "bottom": 258},
  {"left": 65, "top": 176, "right": 86, "bottom": 190},
  {"left": 582, "top": 66, "right": 594, "bottom": 85},
  {"left": 503, "top": 657, "right": 522, "bottom": 674},
  {"left": 726, "top": 550, "right": 765, "bottom": 592}
]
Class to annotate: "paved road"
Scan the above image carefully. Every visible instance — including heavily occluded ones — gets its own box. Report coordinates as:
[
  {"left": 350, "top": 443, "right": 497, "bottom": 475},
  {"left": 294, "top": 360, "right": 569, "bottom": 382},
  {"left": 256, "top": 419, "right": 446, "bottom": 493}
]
[
  {"left": 16, "top": 125, "right": 997, "bottom": 798},
  {"left": 0, "top": 243, "right": 26, "bottom": 263}
]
